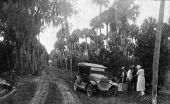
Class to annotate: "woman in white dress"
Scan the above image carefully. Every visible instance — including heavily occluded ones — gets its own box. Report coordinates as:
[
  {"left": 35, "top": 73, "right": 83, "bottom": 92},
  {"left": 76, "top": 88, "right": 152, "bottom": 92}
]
[{"left": 136, "top": 65, "right": 145, "bottom": 96}]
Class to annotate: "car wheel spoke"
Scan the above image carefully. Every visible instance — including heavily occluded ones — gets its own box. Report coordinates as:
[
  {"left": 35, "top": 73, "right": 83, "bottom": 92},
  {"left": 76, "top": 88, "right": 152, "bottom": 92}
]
[
  {"left": 73, "top": 80, "right": 78, "bottom": 91},
  {"left": 87, "top": 84, "right": 93, "bottom": 97}
]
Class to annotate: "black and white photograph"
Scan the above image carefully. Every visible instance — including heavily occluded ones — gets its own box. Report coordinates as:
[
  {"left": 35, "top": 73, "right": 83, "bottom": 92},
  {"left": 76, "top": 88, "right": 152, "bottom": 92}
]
[{"left": 0, "top": 0, "right": 170, "bottom": 104}]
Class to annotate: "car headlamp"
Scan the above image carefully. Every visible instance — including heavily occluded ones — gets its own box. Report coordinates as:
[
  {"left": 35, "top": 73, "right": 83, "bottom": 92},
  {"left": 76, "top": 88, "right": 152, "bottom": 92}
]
[
  {"left": 109, "top": 80, "right": 112, "bottom": 84},
  {"left": 90, "top": 81, "right": 96, "bottom": 85},
  {"left": 97, "top": 80, "right": 100, "bottom": 84}
]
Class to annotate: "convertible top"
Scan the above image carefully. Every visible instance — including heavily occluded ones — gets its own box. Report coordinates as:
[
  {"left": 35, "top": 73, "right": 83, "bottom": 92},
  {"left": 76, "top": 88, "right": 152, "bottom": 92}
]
[{"left": 78, "top": 62, "right": 107, "bottom": 69}]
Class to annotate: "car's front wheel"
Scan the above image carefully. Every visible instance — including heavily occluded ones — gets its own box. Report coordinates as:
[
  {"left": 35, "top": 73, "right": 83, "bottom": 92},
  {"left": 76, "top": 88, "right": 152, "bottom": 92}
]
[
  {"left": 110, "top": 86, "right": 118, "bottom": 96},
  {"left": 73, "top": 79, "right": 78, "bottom": 91},
  {"left": 87, "top": 84, "right": 93, "bottom": 97}
]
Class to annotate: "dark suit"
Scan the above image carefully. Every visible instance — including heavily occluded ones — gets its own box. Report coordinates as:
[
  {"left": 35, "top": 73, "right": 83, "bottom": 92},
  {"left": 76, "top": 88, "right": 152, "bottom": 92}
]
[{"left": 132, "top": 68, "right": 137, "bottom": 92}]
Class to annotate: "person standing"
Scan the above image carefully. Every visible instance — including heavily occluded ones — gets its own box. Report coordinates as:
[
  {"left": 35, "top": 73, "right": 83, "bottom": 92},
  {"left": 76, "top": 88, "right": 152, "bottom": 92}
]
[
  {"left": 136, "top": 65, "right": 145, "bottom": 96},
  {"left": 118, "top": 67, "right": 126, "bottom": 91},
  {"left": 132, "top": 65, "right": 137, "bottom": 92},
  {"left": 127, "top": 67, "right": 133, "bottom": 94}
]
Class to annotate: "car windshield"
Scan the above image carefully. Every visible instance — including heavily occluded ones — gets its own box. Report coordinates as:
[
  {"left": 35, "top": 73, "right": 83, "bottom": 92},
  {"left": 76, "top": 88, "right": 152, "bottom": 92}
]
[{"left": 91, "top": 67, "right": 105, "bottom": 75}]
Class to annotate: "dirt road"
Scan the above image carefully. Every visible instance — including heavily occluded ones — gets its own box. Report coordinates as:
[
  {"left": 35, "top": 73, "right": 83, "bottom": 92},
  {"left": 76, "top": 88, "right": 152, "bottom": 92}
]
[
  {"left": 46, "top": 67, "right": 82, "bottom": 104},
  {"left": 29, "top": 71, "right": 49, "bottom": 104}
]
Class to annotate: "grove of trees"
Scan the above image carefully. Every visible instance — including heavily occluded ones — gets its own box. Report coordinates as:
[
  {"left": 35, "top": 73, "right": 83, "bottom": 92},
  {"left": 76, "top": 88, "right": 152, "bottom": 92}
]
[
  {"left": 0, "top": 0, "right": 76, "bottom": 76},
  {"left": 51, "top": 0, "right": 170, "bottom": 89}
]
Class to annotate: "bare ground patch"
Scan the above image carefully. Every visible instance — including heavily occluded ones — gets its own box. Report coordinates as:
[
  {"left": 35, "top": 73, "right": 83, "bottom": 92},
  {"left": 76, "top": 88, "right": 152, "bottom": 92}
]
[
  {"left": 29, "top": 72, "right": 49, "bottom": 104},
  {"left": 47, "top": 67, "right": 82, "bottom": 104},
  {"left": 44, "top": 82, "right": 62, "bottom": 104}
]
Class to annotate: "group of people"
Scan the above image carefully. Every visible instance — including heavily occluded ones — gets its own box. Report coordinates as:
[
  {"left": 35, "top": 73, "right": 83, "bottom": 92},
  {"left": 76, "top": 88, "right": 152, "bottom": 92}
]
[{"left": 118, "top": 65, "right": 145, "bottom": 96}]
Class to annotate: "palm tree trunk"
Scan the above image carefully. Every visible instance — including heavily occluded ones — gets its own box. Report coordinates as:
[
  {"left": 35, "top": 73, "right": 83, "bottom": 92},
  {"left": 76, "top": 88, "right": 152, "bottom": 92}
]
[
  {"left": 98, "top": 0, "right": 102, "bottom": 53},
  {"left": 74, "top": 43, "right": 77, "bottom": 60},
  {"left": 152, "top": 1, "right": 165, "bottom": 104},
  {"left": 34, "top": 56, "right": 37, "bottom": 75},
  {"left": 60, "top": 52, "right": 62, "bottom": 68},
  {"left": 64, "top": 53, "right": 67, "bottom": 70},
  {"left": 96, "top": 28, "right": 99, "bottom": 51},
  {"left": 28, "top": 51, "right": 32, "bottom": 74},
  {"left": 16, "top": 47, "right": 20, "bottom": 75},
  {"left": 4, "top": 40, "right": 10, "bottom": 70},
  {"left": 99, "top": 0, "right": 102, "bottom": 35},
  {"left": 32, "top": 50, "right": 35, "bottom": 74},
  {"left": 90, "top": 39, "right": 92, "bottom": 55},
  {"left": 70, "top": 44, "right": 73, "bottom": 76},
  {"left": 106, "top": 23, "right": 109, "bottom": 50},
  {"left": 86, "top": 37, "right": 88, "bottom": 51},
  {"left": 20, "top": 45, "right": 24, "bottom": 76}
]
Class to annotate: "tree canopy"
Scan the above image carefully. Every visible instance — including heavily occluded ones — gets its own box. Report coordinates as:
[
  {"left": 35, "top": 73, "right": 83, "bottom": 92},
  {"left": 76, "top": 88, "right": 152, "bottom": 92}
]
[{"left": 0, "top": 0, "right": 76, "bottom": 76}]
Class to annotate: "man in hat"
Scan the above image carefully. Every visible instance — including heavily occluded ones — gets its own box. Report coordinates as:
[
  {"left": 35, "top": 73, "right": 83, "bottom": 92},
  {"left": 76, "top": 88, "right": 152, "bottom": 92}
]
[
  {"left": 127, "top": 66, "right": 133, "bottom": 94},
  {"left": 118, "top": 67, "right": 126, "bottom": 91}
]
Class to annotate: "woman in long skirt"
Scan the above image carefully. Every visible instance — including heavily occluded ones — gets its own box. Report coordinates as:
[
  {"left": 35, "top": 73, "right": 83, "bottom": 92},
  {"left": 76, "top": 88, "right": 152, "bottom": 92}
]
[{"left": 136, "top": 65, "right": 145, "bottom": 96}]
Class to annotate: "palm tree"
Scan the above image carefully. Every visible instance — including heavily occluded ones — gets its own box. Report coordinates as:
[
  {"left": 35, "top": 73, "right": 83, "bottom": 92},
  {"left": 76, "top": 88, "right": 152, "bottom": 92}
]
[
  {"left": 90, "top": 16, "right": 99, "bottom": 50},
  {"left": 55, "top": 22, "right": 70, "bottom": 70},
  {"left": 90, "top": 16, "right": 104, "bottom": 51},
  {"left": 128, "top": 24, "right": 139, "bottom": 42},
  {"left": 81, "top": 28, "right": 91, "bottom": 51},
  {"left": 67, "top": 35, "right": 73, "bottom": 76},
  {"left": 113, "top": 0, "right": 139, "bottom": 25},
  {"left": 98, "top": 33, "right": 106, "bottom": 49},
  {"left": 112, "top": 0, "right": 139, "bottom": 56},
  {"left": 90, "top": 16, "right": 102, "bottom": 31},
  {"left": 54, "top": 40, "right": 66, "bottom": 68},
  {"left": 101, "top": 7, "right": 116, "bottom": 50},
  {"left": 92, "top": 0, "right": 109, "bottom": 35},
  {"left": 71, "top": 29, "right": 83, "bottom": 63},
  {"left": 152, "top": 0, "right": 165, "bottom": 104},
  {"left": 92, "top": 0, "right": 109, "bottom": 51},
  {"left": 71, "top": 29, "right": 81, "bottom": 58}
]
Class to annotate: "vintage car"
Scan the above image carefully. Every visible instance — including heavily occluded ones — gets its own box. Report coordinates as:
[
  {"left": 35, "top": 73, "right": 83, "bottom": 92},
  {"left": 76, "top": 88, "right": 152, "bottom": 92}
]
[{"left": 73, "top": 62, "right": 118, "bottom": 97}]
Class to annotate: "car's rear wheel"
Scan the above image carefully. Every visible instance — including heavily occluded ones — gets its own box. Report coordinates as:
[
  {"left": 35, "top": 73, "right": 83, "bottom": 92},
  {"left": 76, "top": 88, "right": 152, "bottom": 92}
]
[
  {"left": 73, "top": 79, "right": 78, "bottom": 91},
  {"left": 87, "top": 84, "right": 93, "bottom": 97}
]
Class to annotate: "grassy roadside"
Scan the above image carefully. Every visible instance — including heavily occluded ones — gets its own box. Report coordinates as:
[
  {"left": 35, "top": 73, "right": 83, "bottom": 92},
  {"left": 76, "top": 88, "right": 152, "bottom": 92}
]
[
  {"left": 53, "top": 67, "right": 170, "bottom": 104},
  {"left": 0, "top": 77, "right": 37, "bottom": 104}
]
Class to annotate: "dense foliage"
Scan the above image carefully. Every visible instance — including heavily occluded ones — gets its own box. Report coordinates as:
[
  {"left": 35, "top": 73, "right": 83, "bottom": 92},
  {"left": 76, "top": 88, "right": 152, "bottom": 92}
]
[
  {"left": 0, "top": 0, "right": 75, "bottom": 76},
  {"left": 135, "top": 18, "right": 170, "bottom": 86}
]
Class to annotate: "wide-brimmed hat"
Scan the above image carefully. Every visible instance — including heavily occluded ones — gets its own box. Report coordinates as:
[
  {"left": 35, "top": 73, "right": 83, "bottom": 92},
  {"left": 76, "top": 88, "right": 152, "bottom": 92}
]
[
  {"left": 137, "top": 65, "right": 141, "bottom": 69},
  {"left": 121, "top": 67, "right": 125, "bottom": 69}
]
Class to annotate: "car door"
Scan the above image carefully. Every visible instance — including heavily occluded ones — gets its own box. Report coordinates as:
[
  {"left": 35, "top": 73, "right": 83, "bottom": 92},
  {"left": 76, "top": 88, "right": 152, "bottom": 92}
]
[{"left": 81, "top": 72, "right": 89, "bottom": 83}]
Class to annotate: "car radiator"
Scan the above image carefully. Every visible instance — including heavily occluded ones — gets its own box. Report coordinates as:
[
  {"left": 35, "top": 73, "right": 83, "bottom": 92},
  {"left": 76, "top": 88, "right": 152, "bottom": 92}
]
[{"left": 98, "top": 78, "right": 110, "bottom": 90}]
